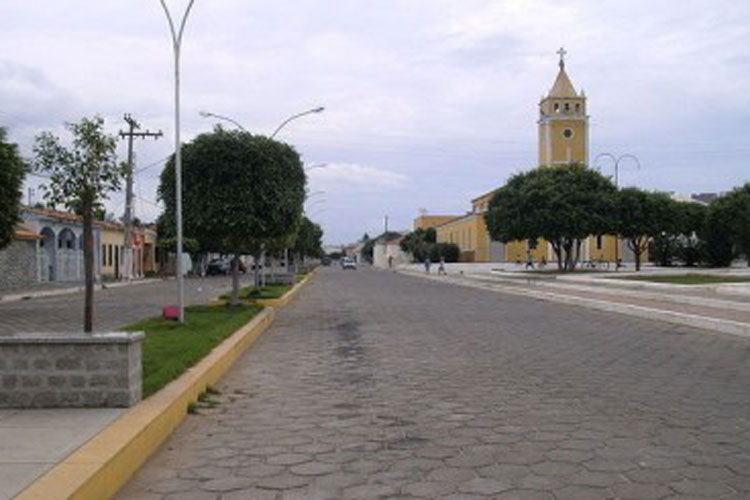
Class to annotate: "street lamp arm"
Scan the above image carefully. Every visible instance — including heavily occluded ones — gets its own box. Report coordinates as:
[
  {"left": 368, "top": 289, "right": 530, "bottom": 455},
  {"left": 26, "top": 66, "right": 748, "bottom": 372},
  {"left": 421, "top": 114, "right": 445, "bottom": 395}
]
[
  {"left": 270, "top": 106, "right": 324, "bottom": 139},
  {"left": 199, "top": 111, "right": 250, "bottom": 133}
]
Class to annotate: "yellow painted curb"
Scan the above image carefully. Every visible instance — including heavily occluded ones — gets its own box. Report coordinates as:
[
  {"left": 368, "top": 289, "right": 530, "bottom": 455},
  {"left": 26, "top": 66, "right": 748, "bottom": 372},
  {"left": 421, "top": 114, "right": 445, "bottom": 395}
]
[
  {"left": 256, "top": 269, "right": 315, "bottom": 308},
  {"left": 14, "top": 307, "right": 276, "bottom": 500}
]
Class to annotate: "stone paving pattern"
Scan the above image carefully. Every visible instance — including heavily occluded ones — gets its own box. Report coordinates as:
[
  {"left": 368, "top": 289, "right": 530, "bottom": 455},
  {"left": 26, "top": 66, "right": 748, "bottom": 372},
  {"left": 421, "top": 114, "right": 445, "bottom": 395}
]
[{"left": 116, "top": 267, "right": 750, "bottom": 499}]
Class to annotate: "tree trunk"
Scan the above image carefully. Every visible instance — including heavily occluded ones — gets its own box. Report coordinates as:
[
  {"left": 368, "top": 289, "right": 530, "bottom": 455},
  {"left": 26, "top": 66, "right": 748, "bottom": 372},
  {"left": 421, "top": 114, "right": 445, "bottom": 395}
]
[
  {"left": 83, "top": 202, "right": 94, "bottom": 333},
  {"left": 551, "top": 241, "right": 563, "bottom": 270},
  {"left": 230, "top": 253, "right": 240, "bottom": 305},
  {"left": 629, "top": 238, "right": 642, "bottom": 272},
  {"left": 285, "top": 248, "right": 289, "bottom": 275},
  {"left": 253, "top": 251, "right": 261, "bottom": 289}
]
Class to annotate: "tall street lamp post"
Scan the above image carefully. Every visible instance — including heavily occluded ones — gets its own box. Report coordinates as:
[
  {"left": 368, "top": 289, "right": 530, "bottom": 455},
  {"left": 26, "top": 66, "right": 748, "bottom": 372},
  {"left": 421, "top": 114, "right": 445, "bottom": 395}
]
[
  {"left": 160, "top": 0, "right": 195, "bottom": 323},
  {"left": 594, "top": 152, "right": 641, "bottom": 270}
]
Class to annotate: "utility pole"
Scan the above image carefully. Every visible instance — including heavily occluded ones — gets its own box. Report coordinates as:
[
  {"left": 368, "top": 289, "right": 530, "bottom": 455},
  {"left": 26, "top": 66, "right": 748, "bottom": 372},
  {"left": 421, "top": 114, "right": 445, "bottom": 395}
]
[
  {"left": 384, "top": 215, "right": 389, "bottom": 234},
  {"left": 119, "top": 114, "right": 162, "bottom": 281}
]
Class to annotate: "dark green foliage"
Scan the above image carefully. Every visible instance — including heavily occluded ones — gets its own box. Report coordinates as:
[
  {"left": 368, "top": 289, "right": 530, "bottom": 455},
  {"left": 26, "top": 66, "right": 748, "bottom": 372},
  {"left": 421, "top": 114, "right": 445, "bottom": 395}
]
[
  {"left": 709, "top": 184, "right": 750, "bottom": 265},
  {"left": 702, "top": 191, "right": 740, "bottom": 267},
  {"left": 291, "top": 216, "right": 324, "bottom": 258},
  {"left": 648, "top": 200, "right": 706, "bottom": 267},
  {"left": 0, "top": 128, "right": 26, "bottom": 250},
  {"left": 613, "top": 188, "right": 675, "bottom": 271},
  {"left": 429, "top": 242, "right": 460, "bottom": 262},
  {"left": 159, "top": 128, "right": 306, "bottom": 254},
  {"left": 399, "top": 228, "right": 434, "bottom": 261},
  {"left": 400, "top": 229, "right": 457, "bottom": 262},
  {"left": 486, "top": 163, "right": 616, "bottom": 271}
]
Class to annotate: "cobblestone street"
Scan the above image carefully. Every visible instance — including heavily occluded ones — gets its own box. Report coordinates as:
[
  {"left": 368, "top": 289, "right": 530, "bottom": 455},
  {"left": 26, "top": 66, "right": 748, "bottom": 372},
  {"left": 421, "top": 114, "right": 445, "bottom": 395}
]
[{"left": 116, "top": 267, "right": 750, "bottom": 500}]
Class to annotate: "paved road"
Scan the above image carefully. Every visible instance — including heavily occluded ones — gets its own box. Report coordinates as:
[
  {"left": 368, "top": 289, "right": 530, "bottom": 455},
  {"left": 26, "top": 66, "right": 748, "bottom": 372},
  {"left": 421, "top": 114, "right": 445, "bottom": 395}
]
[
  {"left": 117, "top": 267, "right": 750, "bottom": 499},
  {"left": 0, "top": 276, "right": 247, "bottom": 334}
]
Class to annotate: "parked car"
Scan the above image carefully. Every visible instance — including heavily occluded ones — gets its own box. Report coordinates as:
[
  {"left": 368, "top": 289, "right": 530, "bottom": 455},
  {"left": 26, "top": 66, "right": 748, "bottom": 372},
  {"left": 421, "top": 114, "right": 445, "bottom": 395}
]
[
  {"left": 321, "top": 256, "right": 332, "bottom": 266},
  {"left": 206, "top": 258, "right": 230, "bottom": 275},
  {"left": 206, "top": 258, "right": 246, "bottom": 275},
  {"left": 341, "top": 257, "right": 357, "bottom": 270}
]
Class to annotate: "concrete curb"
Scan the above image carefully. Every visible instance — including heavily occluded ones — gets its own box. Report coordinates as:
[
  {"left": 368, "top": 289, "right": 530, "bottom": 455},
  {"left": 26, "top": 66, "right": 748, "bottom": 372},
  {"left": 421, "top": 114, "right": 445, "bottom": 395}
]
[
  {"left": 0, "top": 278, "right": 164, "bottom": 304},
  {"left": 256, "top": 269, "right": 317, "bottom": 308},
  {"left": 401, "top": 270, "right": 750, "bottom": 339},
  {"left": 13, "top": 308, "right": 276, "bottom": 500}
]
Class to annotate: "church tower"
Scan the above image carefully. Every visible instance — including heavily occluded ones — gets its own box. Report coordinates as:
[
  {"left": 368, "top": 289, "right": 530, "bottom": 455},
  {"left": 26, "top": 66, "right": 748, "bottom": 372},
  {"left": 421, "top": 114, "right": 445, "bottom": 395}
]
[{"left": 538, "top": 48, "right": 588, "bottom": 166}]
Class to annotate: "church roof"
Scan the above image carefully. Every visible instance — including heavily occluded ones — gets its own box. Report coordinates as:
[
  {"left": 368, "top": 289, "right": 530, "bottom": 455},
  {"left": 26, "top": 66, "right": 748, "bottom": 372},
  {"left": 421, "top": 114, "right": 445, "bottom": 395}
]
[{"left": 548, "top": 66, "right": 578, "bottom": 98}]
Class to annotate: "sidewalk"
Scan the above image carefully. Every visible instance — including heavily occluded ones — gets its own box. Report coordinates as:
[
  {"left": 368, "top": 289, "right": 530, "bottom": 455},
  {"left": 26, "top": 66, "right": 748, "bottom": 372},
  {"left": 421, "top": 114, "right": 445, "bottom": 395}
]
[
  {"left": 0, "top": 409, "right": 124, "bottom": 500},
  {"left": 400, "top": 268, "right": 750, "bottom": 338},
  {"left": 0, "top": 278, "right": 164, "bottom": 304}
]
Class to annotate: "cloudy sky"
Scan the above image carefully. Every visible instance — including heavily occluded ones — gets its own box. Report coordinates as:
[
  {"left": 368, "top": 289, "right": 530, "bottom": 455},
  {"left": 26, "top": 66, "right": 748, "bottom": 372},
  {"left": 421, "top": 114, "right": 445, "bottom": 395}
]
[{"left": 2, "top": 1, "right": 749, "bottom": 244}]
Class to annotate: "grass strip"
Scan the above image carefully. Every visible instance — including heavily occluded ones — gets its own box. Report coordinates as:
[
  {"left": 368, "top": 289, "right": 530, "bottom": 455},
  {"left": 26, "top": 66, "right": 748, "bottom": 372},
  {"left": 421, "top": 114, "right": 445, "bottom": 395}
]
[
  {"left": 123, "top": 304, "right": 262, "bottom": 397},
  {"left": 617, "top": 274, "right": 750, "bottom": 285}
]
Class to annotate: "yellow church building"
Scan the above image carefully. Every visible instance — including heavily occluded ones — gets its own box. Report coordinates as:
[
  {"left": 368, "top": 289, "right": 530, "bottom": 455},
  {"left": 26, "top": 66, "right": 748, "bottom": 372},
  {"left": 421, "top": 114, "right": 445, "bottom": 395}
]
[{"left": 415, "top": 49, "right": 623, "bottom": 264}]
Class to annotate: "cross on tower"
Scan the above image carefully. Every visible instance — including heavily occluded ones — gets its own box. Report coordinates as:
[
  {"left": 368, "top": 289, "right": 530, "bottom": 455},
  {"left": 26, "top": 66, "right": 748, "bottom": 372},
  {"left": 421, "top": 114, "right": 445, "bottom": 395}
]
[{"left": 557, "top": 47, "right": 567, "bottom": 69}]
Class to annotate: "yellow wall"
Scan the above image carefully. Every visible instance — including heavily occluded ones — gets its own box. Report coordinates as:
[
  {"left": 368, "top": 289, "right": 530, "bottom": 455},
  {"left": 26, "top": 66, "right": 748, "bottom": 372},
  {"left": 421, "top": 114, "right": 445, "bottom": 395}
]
[
  {"left": 413, "top": 215, "right": 459, "bottom": 230},
  {"left": 506, "top": 239, "right": 550, "bottom": 263},
  {"left": 100, "top": 227, "right": 124, "bottom": 278},
  {"left": 435, "top": 214, "right": 493, "bottom": 263}
]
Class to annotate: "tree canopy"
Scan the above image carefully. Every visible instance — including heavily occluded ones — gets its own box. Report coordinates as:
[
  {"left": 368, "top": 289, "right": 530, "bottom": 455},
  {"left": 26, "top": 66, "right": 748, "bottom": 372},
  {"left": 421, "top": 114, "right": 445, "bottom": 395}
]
[
  {"left": 159, "top": 127, "right": 306, "bottom": 302},
  {"left": 0, "top": 128, "right": 26, "bottom": 250},
  {"left": 485, "top": 163, "right": 616, "bottom": 270}
]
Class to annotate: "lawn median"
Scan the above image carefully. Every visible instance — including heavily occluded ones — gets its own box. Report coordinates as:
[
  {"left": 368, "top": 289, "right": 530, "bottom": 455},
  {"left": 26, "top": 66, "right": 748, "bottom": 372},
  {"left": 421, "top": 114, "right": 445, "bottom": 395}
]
[{"left": 123, "top": 303, "right": 263, "bottom": 397}]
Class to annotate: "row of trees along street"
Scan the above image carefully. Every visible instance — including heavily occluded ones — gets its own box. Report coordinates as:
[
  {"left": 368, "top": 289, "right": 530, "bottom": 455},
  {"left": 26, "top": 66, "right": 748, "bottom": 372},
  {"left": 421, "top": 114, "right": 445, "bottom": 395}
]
[
  {"left": 158, "top": 126, "right": 321, "bottom": 305},
  {"left": 485, "top": 163, "right": 750, "bottom": 271},
  {"left": 0, "top": 117, "right": 323, "bottom": 332}
]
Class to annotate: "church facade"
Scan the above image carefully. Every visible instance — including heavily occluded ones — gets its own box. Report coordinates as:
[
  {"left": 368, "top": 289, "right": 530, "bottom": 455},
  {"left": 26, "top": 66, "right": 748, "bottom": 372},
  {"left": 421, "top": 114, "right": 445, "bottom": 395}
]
[{"left": 415, "top": 50, "right": 624, "bottom": 264}]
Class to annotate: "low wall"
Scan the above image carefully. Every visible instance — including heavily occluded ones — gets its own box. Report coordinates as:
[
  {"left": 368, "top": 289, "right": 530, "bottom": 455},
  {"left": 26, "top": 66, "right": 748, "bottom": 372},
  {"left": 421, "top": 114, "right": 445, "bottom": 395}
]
[{"left": 0, "top": 331, "right": 143, "bottom": 408}]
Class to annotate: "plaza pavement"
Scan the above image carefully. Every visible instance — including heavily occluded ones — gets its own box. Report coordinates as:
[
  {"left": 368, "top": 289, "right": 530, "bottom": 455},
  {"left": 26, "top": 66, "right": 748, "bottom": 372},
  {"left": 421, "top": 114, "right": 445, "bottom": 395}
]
[
  {"left": 115, "top": 266, "right": 750, "bottom": 500},
  {"left": 0, "top": 275, "right": 244, "bottom": 499}
]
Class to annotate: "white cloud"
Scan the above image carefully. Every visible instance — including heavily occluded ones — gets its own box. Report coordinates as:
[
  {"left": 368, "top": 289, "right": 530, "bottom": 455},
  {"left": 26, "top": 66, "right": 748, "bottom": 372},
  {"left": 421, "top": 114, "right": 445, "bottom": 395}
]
[{"left": 307, "top": 162, "right": 409, "bottom": 192}]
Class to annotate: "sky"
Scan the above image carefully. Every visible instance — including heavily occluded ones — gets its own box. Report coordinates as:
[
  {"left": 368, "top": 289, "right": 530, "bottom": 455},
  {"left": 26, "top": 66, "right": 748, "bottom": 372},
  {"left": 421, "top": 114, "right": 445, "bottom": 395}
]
[{"left": 2, "top": 0, "right": 749, "bottom": 245}]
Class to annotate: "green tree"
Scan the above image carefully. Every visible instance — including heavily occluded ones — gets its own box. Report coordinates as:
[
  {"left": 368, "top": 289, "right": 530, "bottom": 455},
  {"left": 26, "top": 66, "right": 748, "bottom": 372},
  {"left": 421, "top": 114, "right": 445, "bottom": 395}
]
[
  {"left": 614, "top": 188, "right": 674, "bottom": 271},
  {"left": 0, "top": 128, "right": 27, "bottom": 250},
  {"left": 702, "top": 197, "right": 735, "bottom": 267},
  {"left": 717, "top": 184, "right": 750, "bottom": 264},
  {"left": 485, "top": 163, "right": 616, "bottom": 271},
  {"left": 33, "top": 116, "right": 123, "bottom": 332},
  {"left": 399, "top": 228, "right": 436, "bottom": 262},
  {"left": 159, "top": 127, "right": 306, "bottom": 304}
]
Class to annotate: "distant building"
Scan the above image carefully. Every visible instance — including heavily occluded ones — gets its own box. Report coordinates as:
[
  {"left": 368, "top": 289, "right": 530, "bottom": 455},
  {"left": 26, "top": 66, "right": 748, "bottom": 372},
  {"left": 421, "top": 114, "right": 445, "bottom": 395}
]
[
  {"left": 373, "top": 233, "right": 409, "bottom": 269},
  {"left": 0, "top": 207, "right": 160, "bottom": 291}
]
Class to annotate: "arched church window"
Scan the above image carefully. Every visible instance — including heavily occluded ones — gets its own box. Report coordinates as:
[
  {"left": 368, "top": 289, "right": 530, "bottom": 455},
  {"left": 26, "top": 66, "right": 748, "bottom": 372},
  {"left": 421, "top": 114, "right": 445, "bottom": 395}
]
[
  {"left": 564, "top": 103, "right": 570, "bottom": 112},
  {"left": 575, "top": 103, "right": 580, "bottom": 112},
  {"left": 554, "top": 103, "right": 559, "bottom": 113}
]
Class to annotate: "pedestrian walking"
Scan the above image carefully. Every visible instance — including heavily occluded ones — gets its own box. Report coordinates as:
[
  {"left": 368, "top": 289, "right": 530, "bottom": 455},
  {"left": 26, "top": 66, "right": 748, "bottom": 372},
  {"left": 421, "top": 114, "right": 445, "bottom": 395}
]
[
  {"left": 438, "top": 257, "right": 446, "bottom": 275},
  {"left": 525, "top": 253, "right": 535, "bottom": 270},
  {"left": 424, "top": 256, "right": 431, "bottom": 273}
]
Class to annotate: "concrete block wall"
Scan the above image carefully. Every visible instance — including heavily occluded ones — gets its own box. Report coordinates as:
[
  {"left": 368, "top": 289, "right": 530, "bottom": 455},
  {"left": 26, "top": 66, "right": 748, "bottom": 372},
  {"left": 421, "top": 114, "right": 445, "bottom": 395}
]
[
  {"left": 0, "top": 239, "right": 38, "bottom": 291},
  {"left": 0, "top": 332, "right": 143, "bottom": 408}
]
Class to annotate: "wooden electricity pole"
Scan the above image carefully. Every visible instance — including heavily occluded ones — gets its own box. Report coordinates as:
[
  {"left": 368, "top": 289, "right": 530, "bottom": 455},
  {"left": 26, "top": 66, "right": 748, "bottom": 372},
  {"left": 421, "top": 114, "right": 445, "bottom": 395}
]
[{"left": 119, "top": 114, "right": 162, "bottom": 280}]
